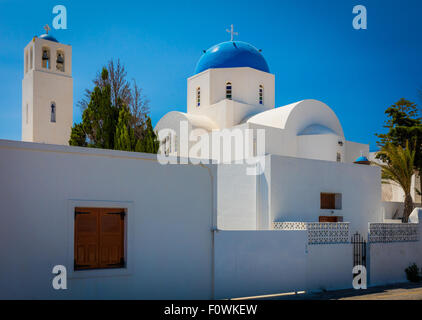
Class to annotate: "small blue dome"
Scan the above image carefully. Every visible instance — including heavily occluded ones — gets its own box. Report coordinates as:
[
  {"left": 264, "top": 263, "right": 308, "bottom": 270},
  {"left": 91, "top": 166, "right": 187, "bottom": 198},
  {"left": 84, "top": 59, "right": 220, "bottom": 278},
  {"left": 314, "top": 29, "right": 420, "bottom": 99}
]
[
  {"left": 39, "top": 34, "right": 58, "bottom": 43},
  {"left": 355, "top": 156, "right": 369, "bottom": 162},
  {"left": 194, "top": 41, "right": 270, "bottom": 74}
]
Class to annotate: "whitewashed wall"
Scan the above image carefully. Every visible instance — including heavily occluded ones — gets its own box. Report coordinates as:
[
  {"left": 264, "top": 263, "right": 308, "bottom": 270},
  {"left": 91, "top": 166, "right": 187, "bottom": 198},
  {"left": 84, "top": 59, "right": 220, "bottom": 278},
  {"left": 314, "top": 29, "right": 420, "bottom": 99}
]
[
  {"left": 0, "top": 140, "right": 215, "bottom": 299},
  {"left": 214, "top": 230, "right": 308, "bottom": 299},
  {"left": 306, "top": 244, "right": 352, "bottom": 291},
  {"left": 264, "top": 154, "right": 382, "bottom": 235},
  {"left": 217, "top": 163, "right": 257, "bottom": 229},
  {"left": 370, "top": 240, "right": 422, "bottom": 286}
]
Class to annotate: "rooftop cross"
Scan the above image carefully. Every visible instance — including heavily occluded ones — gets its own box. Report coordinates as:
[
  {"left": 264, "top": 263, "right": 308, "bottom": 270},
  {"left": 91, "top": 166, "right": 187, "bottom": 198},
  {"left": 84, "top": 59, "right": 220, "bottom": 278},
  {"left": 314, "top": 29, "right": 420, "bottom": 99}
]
[
  {"left": 43, "top": 24, "right": 51, "bottom": 34},
  {"left": 226, "top": 24, "right": 238, "bottom": 41}
]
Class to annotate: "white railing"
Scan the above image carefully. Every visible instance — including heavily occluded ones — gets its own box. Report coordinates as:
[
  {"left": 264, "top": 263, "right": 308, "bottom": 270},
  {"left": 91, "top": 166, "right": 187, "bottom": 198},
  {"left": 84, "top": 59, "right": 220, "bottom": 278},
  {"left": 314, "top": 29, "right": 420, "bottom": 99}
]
[
  {"left": 272, "top": 222, "right": 349, "bottom": 245},
  {"left": 369, "top": 223, "right": 419, "bottom": 243}
]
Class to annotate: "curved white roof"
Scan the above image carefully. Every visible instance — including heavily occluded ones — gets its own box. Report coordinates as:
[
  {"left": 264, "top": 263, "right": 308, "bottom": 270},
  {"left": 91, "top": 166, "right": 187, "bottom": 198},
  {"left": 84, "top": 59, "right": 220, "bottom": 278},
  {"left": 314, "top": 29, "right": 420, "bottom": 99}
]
[
  {"left": 298, "top": 124, "right": 338, "bottom": 136},
  {"left": 155, "top": 111, "right": 219, "bottom": 132},
  {"left": 246, "top": 99, "right": 344, "bottom": 137}
]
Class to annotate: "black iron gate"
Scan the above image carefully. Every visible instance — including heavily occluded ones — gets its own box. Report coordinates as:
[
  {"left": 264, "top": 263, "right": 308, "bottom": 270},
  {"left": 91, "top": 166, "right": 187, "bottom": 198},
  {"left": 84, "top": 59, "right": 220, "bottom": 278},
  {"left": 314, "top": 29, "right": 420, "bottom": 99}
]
[{"left": 351, "top": 232, "right": 366, "bottom": 267}]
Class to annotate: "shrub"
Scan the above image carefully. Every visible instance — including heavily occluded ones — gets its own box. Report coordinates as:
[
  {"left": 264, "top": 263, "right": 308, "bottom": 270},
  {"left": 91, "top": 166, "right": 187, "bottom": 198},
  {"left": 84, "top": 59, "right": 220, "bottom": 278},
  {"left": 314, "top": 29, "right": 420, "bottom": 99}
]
[{"left": 405, "top": 263, "right": 421, "bottom": 282}]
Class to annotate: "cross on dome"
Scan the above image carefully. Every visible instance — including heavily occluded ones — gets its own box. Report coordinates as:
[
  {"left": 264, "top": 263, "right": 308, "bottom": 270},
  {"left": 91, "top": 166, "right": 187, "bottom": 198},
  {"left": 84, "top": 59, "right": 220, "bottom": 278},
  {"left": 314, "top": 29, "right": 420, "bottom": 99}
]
[
  {"left": 226, "top": 24, "right": 238, "bottom": 41},
  {"left": 43, "top": 24, "right": 51, "bottom": 34}
]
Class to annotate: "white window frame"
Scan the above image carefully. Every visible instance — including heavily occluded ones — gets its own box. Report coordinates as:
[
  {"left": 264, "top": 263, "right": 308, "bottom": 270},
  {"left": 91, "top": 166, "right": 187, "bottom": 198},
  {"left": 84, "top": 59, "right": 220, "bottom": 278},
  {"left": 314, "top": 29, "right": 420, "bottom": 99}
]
[{"left": 67, "top": 199, "right": 134, "bottom": 279}]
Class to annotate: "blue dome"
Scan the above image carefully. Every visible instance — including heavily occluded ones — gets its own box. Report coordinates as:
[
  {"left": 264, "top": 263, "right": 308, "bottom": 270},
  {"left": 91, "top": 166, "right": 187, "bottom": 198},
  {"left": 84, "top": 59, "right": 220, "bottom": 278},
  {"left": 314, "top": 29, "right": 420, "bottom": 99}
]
[
  {"left": 39, "top": 34, "right": 58, "bottom": 43},
  {"left": 355, "top": 156, "right": 369, "bottom": 162},
  {"left": 194, "top": 41, "right": 270, "bottom": 74}
]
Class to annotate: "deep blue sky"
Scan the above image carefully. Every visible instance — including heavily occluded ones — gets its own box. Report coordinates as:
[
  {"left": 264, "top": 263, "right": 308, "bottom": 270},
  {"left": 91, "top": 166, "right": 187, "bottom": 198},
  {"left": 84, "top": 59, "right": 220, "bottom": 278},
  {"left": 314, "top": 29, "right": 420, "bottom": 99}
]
[{"left": 0, "top": 0, "right": 421, "bottom": 151}]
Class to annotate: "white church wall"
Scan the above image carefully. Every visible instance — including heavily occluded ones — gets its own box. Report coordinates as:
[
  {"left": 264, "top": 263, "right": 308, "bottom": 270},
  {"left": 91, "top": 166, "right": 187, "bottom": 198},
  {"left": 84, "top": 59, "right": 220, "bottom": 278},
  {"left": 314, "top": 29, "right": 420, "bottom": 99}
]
[
  {"left": 217, "top": 163, "right": 257, "bottom": 230},
  {"left": 214, "top": 230, "right": 308, "bottom": 299},
  {"left": 0, "top": 140, "right": 215, "bottom": 299},
  {"left": 187, "top": 70, "right": 210, "bottom": 113},
  {"left": 248, "top": 123, "right": 297, "bottom": 158},
  {"left": 266, "top": 154, "right": 382, "bottom": 235},
  {"left": 297, "top": 133, "right": 345, "bottom": 162},
  {"left": 187, "top": 68, "right": 274, "bottom": 122},
  {"left": 208, "top": 67, "right": 275, "bottom": 108},
  {"left": 194, "top": 99, "right": 270, "bottom": 130}
]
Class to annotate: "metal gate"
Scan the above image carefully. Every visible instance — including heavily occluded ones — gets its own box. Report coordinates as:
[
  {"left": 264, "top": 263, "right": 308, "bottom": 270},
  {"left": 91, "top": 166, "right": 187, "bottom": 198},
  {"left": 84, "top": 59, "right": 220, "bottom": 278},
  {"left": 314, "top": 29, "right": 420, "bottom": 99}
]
[{"left": 351, "top": 232, "right": 366, "bottom": 267}]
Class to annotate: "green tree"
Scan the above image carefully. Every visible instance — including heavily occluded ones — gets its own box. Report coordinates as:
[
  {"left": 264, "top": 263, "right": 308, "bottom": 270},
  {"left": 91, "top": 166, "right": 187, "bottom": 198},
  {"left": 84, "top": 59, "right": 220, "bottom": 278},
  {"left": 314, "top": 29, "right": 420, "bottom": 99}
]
[
  {"left": 373, "top": 142, "right": 416, "bottom": 222},
  {"left": 375, "top": 98, "right": 422, "bottom": 196},
  {"left": 134, "top": 117, "right": 159, "bottom": 153},
  {"left": 114, "top": 106, "right": 135, "bottom": 151},
  {"left": 69, "top": 123, "right": 87, "bottom": 147},
  {"left": 80, "top": 68, "right": 119, "bottom": 149},
  {"left": 69, "top": 60, "right": 158, "bottom": 154}
]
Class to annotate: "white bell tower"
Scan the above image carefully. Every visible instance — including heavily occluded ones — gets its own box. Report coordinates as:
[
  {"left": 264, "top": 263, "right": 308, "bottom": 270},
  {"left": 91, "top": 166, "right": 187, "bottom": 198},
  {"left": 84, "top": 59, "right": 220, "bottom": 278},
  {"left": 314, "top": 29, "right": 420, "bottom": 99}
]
[{"left": 22, "top": 25, "right": 73, "bottom": 145}]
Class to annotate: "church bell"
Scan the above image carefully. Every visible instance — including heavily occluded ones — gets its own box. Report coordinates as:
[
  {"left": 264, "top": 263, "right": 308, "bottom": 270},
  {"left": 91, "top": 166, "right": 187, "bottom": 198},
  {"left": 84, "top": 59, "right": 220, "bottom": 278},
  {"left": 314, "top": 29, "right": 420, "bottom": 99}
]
[
  {"left": 56, "top": 54, "right": 64, "bottom": 64},
  {"left": 42, "top": 50, "right": 49, "bottom": 61}
]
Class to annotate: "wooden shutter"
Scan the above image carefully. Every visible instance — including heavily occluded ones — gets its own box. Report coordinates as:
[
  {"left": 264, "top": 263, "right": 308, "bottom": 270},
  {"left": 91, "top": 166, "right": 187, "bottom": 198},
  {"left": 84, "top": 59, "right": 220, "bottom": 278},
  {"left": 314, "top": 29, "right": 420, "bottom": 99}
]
[
  {"left": 321, "top": 193, "right": 336, "bottom": 209},
  {"left": 99, "top": 208, "right": 125, "bottom": 268},
  {"left": 74, "top": 207, "right": 125, "bottom": 270},
  {"left": 74, "top": 208, "right": 99, "bottom": 270}
]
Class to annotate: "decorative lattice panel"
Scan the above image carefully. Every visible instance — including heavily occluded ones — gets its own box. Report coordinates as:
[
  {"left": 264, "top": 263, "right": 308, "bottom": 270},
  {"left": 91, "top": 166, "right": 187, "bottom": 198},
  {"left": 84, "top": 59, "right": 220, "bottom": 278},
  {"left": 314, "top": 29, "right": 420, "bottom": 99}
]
[
  {"left": 272, "top": 222, "right": 307, "bottom": 230},
  {"left": 272, "top": 222, "right": 349, "bottom": 245},
  {"left": 369, "top": 223, "right": 419, "bottom": 243}
]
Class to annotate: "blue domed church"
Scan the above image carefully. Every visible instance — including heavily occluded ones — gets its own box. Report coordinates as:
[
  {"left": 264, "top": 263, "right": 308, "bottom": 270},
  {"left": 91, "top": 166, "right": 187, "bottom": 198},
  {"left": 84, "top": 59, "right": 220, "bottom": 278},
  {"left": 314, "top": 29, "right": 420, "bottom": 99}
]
[{"left": 155, "top": 36, "right": 369, "bottom": 167}]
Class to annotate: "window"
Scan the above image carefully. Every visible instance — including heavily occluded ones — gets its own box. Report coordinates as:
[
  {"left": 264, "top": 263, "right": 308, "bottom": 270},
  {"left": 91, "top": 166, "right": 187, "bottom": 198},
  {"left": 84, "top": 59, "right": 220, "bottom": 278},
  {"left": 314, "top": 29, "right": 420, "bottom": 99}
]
[
  {"left": 50, "top": 103, "right": 56, "bottom": 123},
  {"left": 25, "top": 50, "right": 28, "bottom": 73},
  {"left": 56, "top": 51, "right": 65, "bottom": 72},
  {"left": 74, "top": 207, "right": 125, "bottom": 271},
  {"left": 196, "top": 87, "right": 200, "bottom": 107},
  {"left": 320, "top": 193, "right": 342, "bottom": 210},
  {"left": 336, "top": 152, "right": 341, "bottom": 162},
  {"left": 162, "top": 135, "right": 171, "bottom": 156},
  {"left": 226, "top": 82, "right": 232, "bottom": 99},
  {"left": 42, "top": 47, "right": 50, "bottom": 69},
  {"left": 259, "top": 85, "right": 263, "bottom": 105},
  {"left": 30, "top": 46, "right": 33, "bottom": 70},
  {"left": 253, "top": 138, "right": 257, "bottom": 157}
]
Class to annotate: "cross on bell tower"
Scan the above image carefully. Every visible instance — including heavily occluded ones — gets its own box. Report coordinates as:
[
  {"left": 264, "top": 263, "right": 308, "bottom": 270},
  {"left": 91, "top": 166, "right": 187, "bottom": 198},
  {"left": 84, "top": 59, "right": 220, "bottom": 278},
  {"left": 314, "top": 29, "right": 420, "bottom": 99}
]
[{"left": 226, "top": 24, "right": 238, "bottom": 41}]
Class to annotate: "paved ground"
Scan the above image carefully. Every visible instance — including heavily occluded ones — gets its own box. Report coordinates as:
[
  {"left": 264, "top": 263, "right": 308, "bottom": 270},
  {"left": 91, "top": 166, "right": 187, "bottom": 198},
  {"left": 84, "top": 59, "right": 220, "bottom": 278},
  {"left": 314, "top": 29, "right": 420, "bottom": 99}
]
[{"left": 256, "top": 282, "right": 422, "bottom": 300}]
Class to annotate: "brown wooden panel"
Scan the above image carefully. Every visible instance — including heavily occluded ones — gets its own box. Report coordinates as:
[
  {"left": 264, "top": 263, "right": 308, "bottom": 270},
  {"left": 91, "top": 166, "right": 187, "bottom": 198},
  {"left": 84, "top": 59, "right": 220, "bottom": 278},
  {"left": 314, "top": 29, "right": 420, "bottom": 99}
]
[
  {"left": 99, "top": 208, "right": 125, "bottom": 268},
  {"left": 321, "top": 193, "right": 335, "bottom": 209},
  {"left": 319, "top": 216, "right": 338, "bottom": 222},
  {"left": 319, "top": 216, "right": 340, "bottom": 222},
  {"left": 74, "top": 207, "right": 99, "bottom": 270}
]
